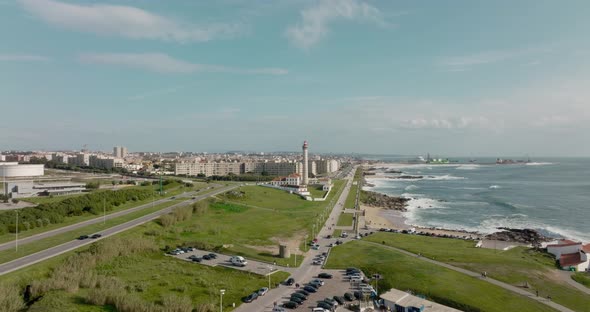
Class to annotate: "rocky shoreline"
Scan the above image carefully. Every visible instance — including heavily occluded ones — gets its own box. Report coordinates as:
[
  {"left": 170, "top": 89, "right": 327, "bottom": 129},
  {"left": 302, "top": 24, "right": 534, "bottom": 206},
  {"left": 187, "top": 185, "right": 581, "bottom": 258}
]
[
  {"left": 361, "top": 190, "right": 409, "bottom": 211},
  {"left": 485, "top": 227, "right": 553, "bottom": 244}
]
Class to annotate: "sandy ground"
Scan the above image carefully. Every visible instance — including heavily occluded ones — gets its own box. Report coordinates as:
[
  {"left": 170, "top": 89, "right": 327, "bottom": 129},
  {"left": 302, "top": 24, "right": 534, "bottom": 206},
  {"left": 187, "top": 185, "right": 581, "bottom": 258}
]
[{"left": 362, "top": 203, "right": 482, "bottom": 239}]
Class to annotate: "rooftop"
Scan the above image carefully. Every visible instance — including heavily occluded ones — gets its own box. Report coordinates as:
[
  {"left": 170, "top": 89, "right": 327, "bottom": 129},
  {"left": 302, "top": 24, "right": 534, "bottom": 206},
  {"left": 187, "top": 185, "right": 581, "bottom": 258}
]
[
  {"left": 560, "top": 253, "right": 584, "bottom": 267},
  {"left": 547, "top": 239, "right": 582, "bottom": 247},
  {"left": 380, "top": 289, "right": 462, "bottom": 312}
]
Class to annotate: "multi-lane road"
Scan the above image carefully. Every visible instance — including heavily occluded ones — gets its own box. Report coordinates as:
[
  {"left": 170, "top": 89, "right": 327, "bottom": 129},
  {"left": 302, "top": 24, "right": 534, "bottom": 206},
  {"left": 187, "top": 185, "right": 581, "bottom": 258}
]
[
  {"left": 235, "top": 166, "right": 357, "bottom": 312},
  {"left": 0, "top": 184, "right": 238, "bottom": 276}
]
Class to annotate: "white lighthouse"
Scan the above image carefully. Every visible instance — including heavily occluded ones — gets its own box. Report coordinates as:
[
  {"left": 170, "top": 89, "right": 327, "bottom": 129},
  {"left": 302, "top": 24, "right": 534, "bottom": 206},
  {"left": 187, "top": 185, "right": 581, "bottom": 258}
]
[{"left": 302, "top": 140, "right": 309, "bottom": 185}]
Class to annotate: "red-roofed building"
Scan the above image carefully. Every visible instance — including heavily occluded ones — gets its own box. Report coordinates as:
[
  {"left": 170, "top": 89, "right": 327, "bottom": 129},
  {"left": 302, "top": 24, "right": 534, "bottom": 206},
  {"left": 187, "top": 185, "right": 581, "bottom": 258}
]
[{"left": 547, "top": 239, "right": 589, "bottom": 272}]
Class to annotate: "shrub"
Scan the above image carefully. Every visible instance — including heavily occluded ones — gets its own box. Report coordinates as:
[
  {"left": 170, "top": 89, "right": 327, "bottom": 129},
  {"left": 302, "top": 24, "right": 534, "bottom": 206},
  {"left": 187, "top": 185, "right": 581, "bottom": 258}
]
[{"left": 0, "top": 284, "right": 25, "bottom": 312}]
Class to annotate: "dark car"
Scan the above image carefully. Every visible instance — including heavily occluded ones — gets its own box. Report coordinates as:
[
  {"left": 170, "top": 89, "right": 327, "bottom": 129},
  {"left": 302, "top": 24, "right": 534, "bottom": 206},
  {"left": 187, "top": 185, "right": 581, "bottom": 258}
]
[
  {"left": 90, "top": 234, "right": 102, "bottom": 239},
  {"left": 78, "top": 235, "right": 89, "bottom": 240},
  {"left": 333, "top": 296, "right": 345, "bottom": 305},
  {"left": 303, "top": 286, "right": 317, "bottom": 293},
  {"left": 326, "top": 234, "right": 332, "bottom": 239},
  {"left": 324, "top": 298, "right": 337, "bottom": 306},
  {"left": 285, "top": 277, "right": 295, "bottom": 286},
  {"left": 291, "top": 292, "right": 307, "bottom": 300},
  {"left": 282, "top": 301, "right": 298, "bottom": 309},
  {"left": 208, "top": 253, "right": 217, "bottom": 259},
  {"left": 344, "top": 292, "right": 354, "bottom": 301},
  {"left": 296, "top": 289, "right": 310, "bottom": 296},
  {"left": 317, "top": 302, "right": 333, "bottom": 311},
  {"left": 353, "top": 291, "right": 362, "bottom": 299},
  {"left": 289, "top": 296, "right": 303, "bottom": 305},
  {"left": 202, "top": 254, "right": 211, "bottom": 260},
  {"left": 188, "top": 255, "right": 198, "bottom": 260},
  {"left": 242, "top": 292, "right": 258, "bottom": 303},
  {"left": 191, "top": 257, "right": 202, "bottom": 262},
  {"left": 318, "top": 272, "right": 333, "bottom": 279}
]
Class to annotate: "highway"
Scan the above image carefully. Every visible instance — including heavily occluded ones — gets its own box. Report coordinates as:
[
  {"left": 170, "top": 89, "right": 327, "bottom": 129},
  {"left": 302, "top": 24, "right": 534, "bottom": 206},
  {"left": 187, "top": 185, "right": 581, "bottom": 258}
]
[
  {"left": 236, "top": 166, "right": 357, "bottom": 312},
  {"left": 0, "top": 184, "right": 238, "bottom": 276},
  {"left": 0, "top": 184, "right": 220, "bottom": 252}
]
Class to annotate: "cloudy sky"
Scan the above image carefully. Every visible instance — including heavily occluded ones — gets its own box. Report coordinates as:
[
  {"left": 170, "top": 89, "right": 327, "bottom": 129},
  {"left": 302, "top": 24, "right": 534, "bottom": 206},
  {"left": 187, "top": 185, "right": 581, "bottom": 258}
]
[{"left": 1, "top": 0, "right": 589, "bottom": 156}]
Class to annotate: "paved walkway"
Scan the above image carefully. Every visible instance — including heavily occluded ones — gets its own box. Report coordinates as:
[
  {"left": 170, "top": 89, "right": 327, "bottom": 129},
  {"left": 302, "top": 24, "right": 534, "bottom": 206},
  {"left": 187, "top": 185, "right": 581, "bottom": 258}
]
[
  {"left": 556, "top": 270, "right": 590, "bottom": 295},
  {"left": 361, "top": 241, "right": 576, "bottom": 312}
]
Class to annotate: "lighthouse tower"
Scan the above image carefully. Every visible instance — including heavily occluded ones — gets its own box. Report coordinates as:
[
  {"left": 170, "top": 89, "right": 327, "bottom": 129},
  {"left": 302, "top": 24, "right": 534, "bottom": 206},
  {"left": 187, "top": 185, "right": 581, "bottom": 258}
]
[{"left": 302, "top": 141, "right": 309, "bottom": 185}]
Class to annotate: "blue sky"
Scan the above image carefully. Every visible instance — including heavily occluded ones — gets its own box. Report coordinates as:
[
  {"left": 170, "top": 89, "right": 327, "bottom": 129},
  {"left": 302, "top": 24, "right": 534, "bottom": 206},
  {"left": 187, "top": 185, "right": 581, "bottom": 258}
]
[{"left": 1, "top": 0, "right": 589, "bottom": 156}]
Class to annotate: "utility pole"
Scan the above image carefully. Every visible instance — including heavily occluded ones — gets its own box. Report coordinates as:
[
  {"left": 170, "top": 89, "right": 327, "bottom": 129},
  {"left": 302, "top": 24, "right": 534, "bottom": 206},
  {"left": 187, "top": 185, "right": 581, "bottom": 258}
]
[
  {"left": 15, "top": 210, "right": 18, "bottom": 252},
  {"left": 103, "top": 197, "right": 106, "bottom": 224}
]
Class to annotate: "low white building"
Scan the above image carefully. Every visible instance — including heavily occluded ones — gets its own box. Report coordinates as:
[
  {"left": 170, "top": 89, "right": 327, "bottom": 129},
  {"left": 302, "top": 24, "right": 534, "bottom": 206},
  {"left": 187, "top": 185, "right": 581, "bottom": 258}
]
[
  {"left": 380, "top": 288, "right": 462, "bottom": 312},
  {"left": 269, "top": 173, "right": 302, "bottom": 187},
  {"left": 547, "top": 240, "right": 590, "bottom": 272},
  {"left": 0, "top": 162, "right": 44, "bottom": 178}
]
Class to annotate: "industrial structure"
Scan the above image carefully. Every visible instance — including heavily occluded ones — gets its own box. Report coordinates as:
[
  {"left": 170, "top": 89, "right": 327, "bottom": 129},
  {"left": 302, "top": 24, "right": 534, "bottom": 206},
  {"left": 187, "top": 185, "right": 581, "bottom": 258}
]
[{"left": 302, "top": 140, "right": 309, "bottom": 185}]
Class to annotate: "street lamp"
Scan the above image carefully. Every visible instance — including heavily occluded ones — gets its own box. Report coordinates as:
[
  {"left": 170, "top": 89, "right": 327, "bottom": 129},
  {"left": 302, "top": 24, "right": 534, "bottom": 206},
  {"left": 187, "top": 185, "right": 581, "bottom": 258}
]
[
  {"left": 220, "top": 289, "right": 225, "bottom": 312},
  {"left": 372, "top": 274, "right": 382, "bottom": 296},
  {"left": 268, "top": 265, "right": 274, "bottom": 289}
]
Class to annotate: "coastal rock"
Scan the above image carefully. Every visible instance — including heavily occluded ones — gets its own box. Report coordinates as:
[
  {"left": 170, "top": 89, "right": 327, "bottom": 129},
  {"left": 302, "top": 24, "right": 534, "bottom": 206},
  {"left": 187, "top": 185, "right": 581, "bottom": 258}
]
[
  {"left": 390, "top": 175, "right": 423, "bottom": 180},
  {"left": 361, "top": 191, "right": 409, "bottom": 211},
  {"left": 384, "top": 170, "right": 402, "bottom": 174},
  {"left": 485, "top": 228, "right": 552, "bottom": 244}
]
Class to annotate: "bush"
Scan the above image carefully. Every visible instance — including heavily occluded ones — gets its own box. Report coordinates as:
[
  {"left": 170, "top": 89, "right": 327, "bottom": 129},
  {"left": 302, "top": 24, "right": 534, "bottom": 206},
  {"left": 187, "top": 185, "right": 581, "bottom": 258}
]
[
  {"left": 11, "top": 198, "right": 19, "bottom": 204},
  {"left": 0, "top": 284, "right": 25, "bottom": 312}
]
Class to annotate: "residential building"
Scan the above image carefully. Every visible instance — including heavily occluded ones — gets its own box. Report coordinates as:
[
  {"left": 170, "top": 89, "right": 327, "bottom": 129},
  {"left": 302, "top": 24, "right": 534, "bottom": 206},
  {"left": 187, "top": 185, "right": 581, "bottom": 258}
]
[
  {"left": 547, "top": 240, "right": 589, "bottom": 271},
  {"left": 113, "top": 146, "right": 128, "bottom": 158},
  {"left": 68, "top": 153, "right": 90, "bottom": 167},
  {"left": 89, "top": 155, "right": 124, "bottom": 170}
]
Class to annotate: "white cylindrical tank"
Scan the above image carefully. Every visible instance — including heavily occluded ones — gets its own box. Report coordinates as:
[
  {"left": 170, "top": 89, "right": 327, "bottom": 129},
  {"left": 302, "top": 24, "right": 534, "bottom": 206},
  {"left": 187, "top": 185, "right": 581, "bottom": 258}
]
[{"left": 0, "top": 163, "right": 44, "bottom": 177}]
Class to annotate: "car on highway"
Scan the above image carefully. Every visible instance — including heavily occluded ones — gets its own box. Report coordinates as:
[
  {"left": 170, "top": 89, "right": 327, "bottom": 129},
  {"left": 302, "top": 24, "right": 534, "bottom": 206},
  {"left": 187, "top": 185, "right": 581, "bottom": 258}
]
[
  {"left": 318, "top": 273, "right": 333, "bottom": 279},
  {"left": 242, "top": 292, "right": 258, "bottom": 303},
  {"left": 77, "top": 235, "right": 89, "bottom": 240},
  {"left": 282, "top": 301, "right": 298, "bottom": 309},
  {"left": 90, "top": 234, "right": 102, "bottom": 239},
  {"left": 258, "top": 287, "right": 269, "bottom": 296}
]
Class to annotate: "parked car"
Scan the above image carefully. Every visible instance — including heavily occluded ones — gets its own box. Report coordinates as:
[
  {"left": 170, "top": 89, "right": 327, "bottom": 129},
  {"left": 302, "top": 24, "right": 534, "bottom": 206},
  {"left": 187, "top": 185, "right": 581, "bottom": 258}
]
[
  {"left": 317, "top": 302, "right": 333, "bottom": 311},
  {"left": 318, "top": 273, "right": 333, "bottom": 279},
  {"left": 208, "top": 253, "right": 217, "bottom": 259},
  {"left": 296, "top": 289, "right": 310, "bottom": 296},
  {"left": 242, "top": 292, "right": 258, "bottom": 303},
  {"left": 289, "top": 296, "right": 303, "bottom": 305},
  {"left": 303, "top": 286, "right": 317, "bottom": 293},
  {"left": 188, "top": 255, "right": 198, "bottom": 260},
  {"left": 230, "top": 256, "right": 247, "bottom": 267},
  {"left": 272, "top": 307, "right": 287, "bottom": 312},
  {"left": 312, "top": 308, "right": 329, "bottom": 312},
  {"left": 312, "top": 260, "right": 323, "bottom": 265},
  {"left": 285, "top": 277, "right": 295, "bottom": 286},
  {"left": 78, "top": 235, "right": 89, "bottom": 240},
  {"left": 191, "top": 257, "right": 202, "bottom": 262},
  {"left": 310, "top": 279, "right": 325, "bottom": 286},
  {"left": 333, "top": 296, "right": 345, "bottom": 305},
  {"left": 202, "top": 254, "right": 211, "bottom": 260},
  {"left": 344, "top": 292, "right": 354, "bottom": 301},
  {"left": 353, "top": 291, "right": 362, "bottom": 299},
  {"left": 291, "top": 292, "right": 307, "bottom": 300},
  {"left": 282, "top": 301, "right": 298, "bottom": 309},
  {"left": 324, "top": 297, "right": 338, "bottom": 307},
  {"left": 258, "top": 287, "right": 269, "bottom": 296},
  {"left": 90, "top": 234, "right": 102, "bottom": 239}
]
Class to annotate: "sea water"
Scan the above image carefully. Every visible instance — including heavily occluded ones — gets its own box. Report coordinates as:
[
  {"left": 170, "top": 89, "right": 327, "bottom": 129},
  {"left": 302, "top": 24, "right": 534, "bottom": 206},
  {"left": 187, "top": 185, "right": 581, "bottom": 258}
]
[{"left": 363, "top": 157, "right": 590, "bottom": 242}]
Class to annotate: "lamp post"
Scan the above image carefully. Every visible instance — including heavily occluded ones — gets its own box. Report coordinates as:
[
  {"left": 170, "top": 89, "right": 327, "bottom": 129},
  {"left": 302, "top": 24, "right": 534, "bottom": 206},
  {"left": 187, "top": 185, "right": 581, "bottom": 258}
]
[
  {"left": 15, "top": 210, "right": 18, "bottom": 252},
  {"left": 268, "top": 265, "right": 274, "bottom": 289},
  {"left": 372, "top": 273, "right": 382, "bottom": 296},
  {"left": 220, "top": 289, "right": 225, "bottom": 312}
]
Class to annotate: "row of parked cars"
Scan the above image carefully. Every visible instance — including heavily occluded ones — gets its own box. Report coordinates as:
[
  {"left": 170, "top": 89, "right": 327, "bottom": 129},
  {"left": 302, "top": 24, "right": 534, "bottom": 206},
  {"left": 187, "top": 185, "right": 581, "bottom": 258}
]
[
  {"left": 187, "top": 253, "right": 217, "bottom": 262},
  {"left": 280, "top": 272, "right": 339, "bottom": 310}
]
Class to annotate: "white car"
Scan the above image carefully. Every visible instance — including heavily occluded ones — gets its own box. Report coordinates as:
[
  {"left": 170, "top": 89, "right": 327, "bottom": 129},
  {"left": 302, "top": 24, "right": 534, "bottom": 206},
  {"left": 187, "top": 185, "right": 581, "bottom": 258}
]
[
  {"left": 272, "top": 307, "right": 287, "bottom": 312},
  {"left": 312, "top": 308, "right": 329, "bottom": 312},
  {"left": 230, "top": 256, "right": 247, "bottom": 267},
  {"left": 258, "top": 287, "right": 269, "bottom": 296},
  {"left": 312, "top": 260, "right": 323, "bottom": 265}
]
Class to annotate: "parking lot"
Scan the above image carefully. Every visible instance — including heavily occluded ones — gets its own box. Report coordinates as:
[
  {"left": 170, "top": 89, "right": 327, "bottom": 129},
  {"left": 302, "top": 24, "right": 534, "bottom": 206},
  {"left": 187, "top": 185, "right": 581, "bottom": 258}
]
[
  {"left": 275, "top": 269, "right": 369, "bottom": 311},
  {"left": 168, "top": 248, "right": 296, "bottom": 276}
]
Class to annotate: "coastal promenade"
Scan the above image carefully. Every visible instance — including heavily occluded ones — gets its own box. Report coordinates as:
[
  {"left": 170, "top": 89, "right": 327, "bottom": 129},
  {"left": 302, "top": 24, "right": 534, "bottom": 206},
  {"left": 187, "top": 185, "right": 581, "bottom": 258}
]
[{"left": 362, "top": 240, "right": 576, "bottom": 312}]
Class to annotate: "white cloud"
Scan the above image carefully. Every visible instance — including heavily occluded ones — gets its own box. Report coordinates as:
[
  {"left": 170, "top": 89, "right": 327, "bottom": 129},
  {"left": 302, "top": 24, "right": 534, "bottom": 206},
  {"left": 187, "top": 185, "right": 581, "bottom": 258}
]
[
  {"left": 19, "top": 0, "right": 241, "bottom": 42},
  {"left": 0, "top": 54, "right": 49, "bottom": 62},
  {"left": 286, "top": 0, "right": 387, "bottom": 50},
  {"left": 79, "top": 52, "right": 288, "bottom": 75},
  {"left": 439, "top": 47, "right": 549, "bottom": 71}
]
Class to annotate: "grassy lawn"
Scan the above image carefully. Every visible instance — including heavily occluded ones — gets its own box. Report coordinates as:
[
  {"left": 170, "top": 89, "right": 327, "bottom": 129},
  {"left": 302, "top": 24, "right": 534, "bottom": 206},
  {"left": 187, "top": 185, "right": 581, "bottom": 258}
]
[
  {"left": 336, "top": 212, "right": 354, "bottom": 226},
  {"left": 21, "top": 192, "right": 88, "bottom": 205},
  {"left": 366, "top": 232, "right": 590, "bottom": 312},
  {"left": 141, "top": 181, "right": 345, "bottom": 266},
  {"left": 308, "top": 185, "right": 327, "bottom": 198},
  {"left": 572, "top": 272, "right": 590, "bottom": 288},
  {"left": 333, "top": 229, "right": 342, "bottom": 238},
  {"left": 326, "top": 240, "right": 556, "bottom": 312},
  {"left": 0, "top": 200, "right": 183, "bottom": 264}
]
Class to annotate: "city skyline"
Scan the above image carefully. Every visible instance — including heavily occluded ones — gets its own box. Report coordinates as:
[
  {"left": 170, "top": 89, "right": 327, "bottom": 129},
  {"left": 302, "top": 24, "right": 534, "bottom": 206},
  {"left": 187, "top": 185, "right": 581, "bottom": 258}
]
[{"left": 1, "top": 0, "right": 590, "bottom": 156}]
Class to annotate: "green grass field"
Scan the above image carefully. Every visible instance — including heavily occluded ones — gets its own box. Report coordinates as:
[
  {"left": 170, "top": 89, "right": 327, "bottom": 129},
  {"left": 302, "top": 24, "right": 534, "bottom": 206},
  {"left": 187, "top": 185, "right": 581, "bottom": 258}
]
[
  {"left": 572, "top": 272, "right": 590, "bottom": 288},
  {"left": 308, "top": 185, "right": 327, "bottom": 198},
  {"left": 336, "top": 212, "right": 354, "bottom": 226},
  {"left": 141, "top": 181, "right": 345, "bottom": 266},
  {"left": 366, "top": 232, "right": 590, "bottom": 312},
  {"left": 343, "top": 183, "right": 358, "bottom": 209},
  {"left": 326, "top": 240, "right": 556, "bottom": 312}
]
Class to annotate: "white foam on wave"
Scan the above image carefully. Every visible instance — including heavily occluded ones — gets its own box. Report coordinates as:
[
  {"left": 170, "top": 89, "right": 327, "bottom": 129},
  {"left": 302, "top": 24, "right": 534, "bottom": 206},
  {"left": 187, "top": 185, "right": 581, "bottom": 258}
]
[
  {"left": 391, "top": 174, "right": 466, "bottom": 181},
  {"left": 489, "top": 185, "right": 501, "bottom": 189},
  {"left": 526, "top": 162, "right": 554, "bottom": 166},
  {"left": 456, "top": 164, "right": 480, "bottom": 170},
  {"left": 405, "top": 184, "right": 419, "bottom": 191}
]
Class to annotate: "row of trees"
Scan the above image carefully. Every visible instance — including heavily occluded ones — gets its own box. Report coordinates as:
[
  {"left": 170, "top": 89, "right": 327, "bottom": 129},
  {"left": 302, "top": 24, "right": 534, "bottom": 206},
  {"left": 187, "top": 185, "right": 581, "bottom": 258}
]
[
  {"left": 0, "top": 188, "right": 155, "bottom": 235},
  {"left": 206, "top": 173, "right": 277, "bottom": 182}
]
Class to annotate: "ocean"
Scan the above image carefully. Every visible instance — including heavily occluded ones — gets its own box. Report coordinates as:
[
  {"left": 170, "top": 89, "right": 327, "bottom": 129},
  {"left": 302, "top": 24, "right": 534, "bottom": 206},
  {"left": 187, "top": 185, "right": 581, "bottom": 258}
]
[{"left": 362, "top": 157, "right": 590, "bottom": 242}]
